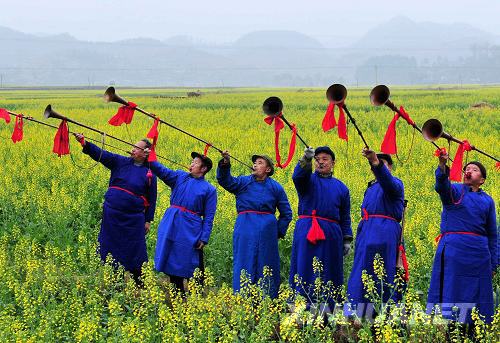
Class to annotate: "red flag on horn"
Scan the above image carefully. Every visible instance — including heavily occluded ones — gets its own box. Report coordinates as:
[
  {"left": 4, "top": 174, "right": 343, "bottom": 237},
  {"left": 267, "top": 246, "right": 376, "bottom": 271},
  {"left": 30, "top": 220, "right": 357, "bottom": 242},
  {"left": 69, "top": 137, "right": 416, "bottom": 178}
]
[
  {"left": 146, "top": 117, "right": 160, "bottom": 162},
  {"left": 52, "top": 120, "right": 70, "bottom": 156},
  {"left": 11, "top": 116, "right": 24, "bottom": 143},
  {"left": 0, "top": 109, "right": 11, "bottom": 123},
  {"left": 108, "top": 102, "right": 137, "bottom": 126}
]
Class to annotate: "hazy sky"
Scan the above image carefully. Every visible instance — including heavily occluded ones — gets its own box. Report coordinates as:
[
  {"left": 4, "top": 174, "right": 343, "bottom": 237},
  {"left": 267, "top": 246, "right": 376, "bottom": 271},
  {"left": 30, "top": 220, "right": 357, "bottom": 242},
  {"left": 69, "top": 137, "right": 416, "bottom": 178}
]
[{"left": 0, "top": 0, "right": 499, "bottom": 42}]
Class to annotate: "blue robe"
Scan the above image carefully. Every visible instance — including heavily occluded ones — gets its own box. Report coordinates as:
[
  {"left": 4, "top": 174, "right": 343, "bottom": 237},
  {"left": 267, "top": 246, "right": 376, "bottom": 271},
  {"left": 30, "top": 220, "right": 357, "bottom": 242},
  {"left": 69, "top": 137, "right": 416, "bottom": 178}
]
[
  {"left": 217, "top": 163, "right": 292, "bottom": 298},
  {"left": 427, "top": 166, "right": 497, "bottom": 324},
  {"left": 82, "top": 142, "right": 157, "bottom": 272},
  {"left": 346, "top": 163, "right": 404, "bottom": 315},
  {"left": 289, "top": 162, "right": 352, "bottom": 300},
  {"left": 150, "top": 162, "right": 217, "bottom": 278}
]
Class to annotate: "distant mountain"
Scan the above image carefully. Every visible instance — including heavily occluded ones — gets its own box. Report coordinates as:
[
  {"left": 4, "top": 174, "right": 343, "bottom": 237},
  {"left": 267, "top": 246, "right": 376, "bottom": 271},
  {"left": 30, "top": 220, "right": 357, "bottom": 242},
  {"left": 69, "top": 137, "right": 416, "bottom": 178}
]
[
  {"left": 44, "top": 33, "right": 78, "bottom": 42},
  {"left": 0, "top": 26, "right": 34, "bottom": 40},
  {"left": 350, "top": 16, "right": 497, "bottom": 60},
  {"left": 219, "top": 30, "right": 335, "bottom": 86},
  {"left": 116, "top": 37, "right": 165, "bottom": 46},
  {"left": 0, "top": 19, "right": 499, "bottom": 87},
  {"left": 0, "top": 25, "right": 230, "bottom": 87},
  {"left": 163, "top": 35, "right": 205, "bottom": 47},
  {"left": 233, "top": 30, "right": 324, "bottom": 49}
]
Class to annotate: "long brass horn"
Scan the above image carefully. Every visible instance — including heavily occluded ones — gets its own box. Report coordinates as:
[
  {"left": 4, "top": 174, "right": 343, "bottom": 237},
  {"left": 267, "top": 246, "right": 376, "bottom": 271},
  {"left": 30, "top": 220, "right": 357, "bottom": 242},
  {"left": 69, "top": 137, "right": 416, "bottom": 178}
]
[
  {"left": 104, "top": 87, "right": 129, "bottom": 106},
  {"left": 44, "top": 104, "right": 135, "bottom": 147},
  {"left": 7, "top": 109, "right": 139, "bottom": 156},
  {"left": 422, "top": 119, "right": 461, "bottom": 144},
  {"left": 326, "top": 83, "right": 369, "bottom": 148},
  {"left": 421, "top": 118, "right": 499, "bottom": 162},
  {"left": 43, "top": 105, "right": 188, "bottom": 167},
  {"left": 43, "top": 104, "right": 66, "bottom": 121},
  {"left": 104, "top": 87, "right": 255, "bottom": 170}
]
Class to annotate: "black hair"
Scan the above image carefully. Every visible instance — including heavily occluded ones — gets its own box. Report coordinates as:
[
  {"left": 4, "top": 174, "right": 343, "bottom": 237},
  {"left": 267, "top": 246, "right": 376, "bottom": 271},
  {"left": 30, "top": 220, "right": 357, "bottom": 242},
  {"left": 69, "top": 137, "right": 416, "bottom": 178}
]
[
  {"left": 191, "top": 152, "right": 213, "bottom": 174},
  {"left": 141, "top": 138, "right": 152, "bottom": 149}
]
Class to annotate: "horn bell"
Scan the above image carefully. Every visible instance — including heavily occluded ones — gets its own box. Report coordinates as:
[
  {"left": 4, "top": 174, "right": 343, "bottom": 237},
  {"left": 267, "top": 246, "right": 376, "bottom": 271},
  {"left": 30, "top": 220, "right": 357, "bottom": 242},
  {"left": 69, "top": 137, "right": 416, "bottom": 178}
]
[
  {"left": 44, "top": 104, "right": 66, "bottom": 121},
  {"left": 422, "top": 119, "right": 444, "bottom": 142},
  {"left": 263, "top": 96, "right": 283, "bottom": 116},
  {"left": 422, "top": 118, "right": 457, "bottom": 142},
  {"left": 104, "top": 87, "right": 128, "bottom": 106},
  {"left": 326, "top": 84, "right": 347, "bottom": 104},
  {"left": 370, "top": 85, "right": 390, "bottom": 106}
]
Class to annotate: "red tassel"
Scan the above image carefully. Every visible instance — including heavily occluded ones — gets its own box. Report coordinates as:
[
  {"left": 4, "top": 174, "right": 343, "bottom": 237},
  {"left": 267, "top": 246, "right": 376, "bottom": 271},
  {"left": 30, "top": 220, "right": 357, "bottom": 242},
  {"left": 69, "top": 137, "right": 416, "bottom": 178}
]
[
  {"left": 450, "top": 140, "right": 472, "bottom": 182},
  {"left": 276, "top": 123, "right": 297, "bottom": 169},
  {"left": 146, "top": 169, "right": 153, "bottom": 186},
  {"left": 435, "top": 234, "right": 443, "bottom": 243},
  {"left": 108, "top": 102, "right": 137, "bottom": 126},
  {"left": 399, "top": 244, "right": 409, "bottom": 281},
  {"left": 264, "top": 113, "right": 296, "bottom": 169},
  {"left": 203, "top": 143, "right": 212, "bottom": 156},
  {"left": 362, "top": 208, "right": 369, "bottom": 221},
  {"left": 0, "top": 108, "right": 11, "bottom": 123},
  {"left": 306, "top": 210, "right": 326, "bottom": 244},
  {"left": 146, "top": 117, "right": 160, "bottom": 162},
  {"left": 398, "top": 107, "right": 415, "bottom": 126},
  {"left": 147, "top": 143, "right": 157, "bottom": 162},
  {"left": 147, "top": 117, "right": 159, "bottom": 139},
  {"left": 322, "top": 103, "right": 337, "bottom": 132},
  {"left": 264, "top": 113, "right": 285, "bottom": 131},
  {"left": 380, "top": 107, "right": 415, "bottom": 155},
  {"left": 337, "top": 105, "right": 348, "bottom": 141},
  {"left": 11, "top": 116, "right": 23, "bottom": 143},
  {"left": 496, "top": 161, "right": 500, "bottom": 171},
  {"left": 380, "top": 113, "right": 399, "bottom": 154},
  {"left": 52, "top": 120, "right": 70, "bottom": 157},
  {"left": 434, "top": 147, "right": 447, "bottom": 157}
]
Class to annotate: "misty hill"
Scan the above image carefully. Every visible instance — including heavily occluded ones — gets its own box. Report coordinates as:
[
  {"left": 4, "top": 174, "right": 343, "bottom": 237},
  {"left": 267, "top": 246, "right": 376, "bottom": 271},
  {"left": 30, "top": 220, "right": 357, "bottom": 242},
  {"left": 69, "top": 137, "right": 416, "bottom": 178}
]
[
  {"left": 0, "top": 17, "right": 499, "bottom": 87},
  {"left": 233, "top": 30, "right": 323, "bottom": 48},
  {"left": 350, "top": 16, "right": 499, "bottom": 61},
  {"left": 206, "top": 31, "right": 336, "bottom": 86}
]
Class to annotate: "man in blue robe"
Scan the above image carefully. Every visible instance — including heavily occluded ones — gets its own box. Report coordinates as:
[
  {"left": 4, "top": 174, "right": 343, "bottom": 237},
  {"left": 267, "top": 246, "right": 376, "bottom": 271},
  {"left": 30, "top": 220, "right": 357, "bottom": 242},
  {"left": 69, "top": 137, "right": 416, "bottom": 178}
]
[
  {"left": 75, "top": 134, "right": 157, "bottom": 284},
  {"left": 289, "top": 146, "right": 352, "bottom": 305},
  {"left": 427, "top": 154, "right": 497, "bottom": 324},
  {"left": 217, "top": 152, "right": 292, "bottom": 298},
  {"left": 345, "top": 149, "right": 405, "bottom": 318},
  {"left": 148, "top": 151, "right": 217, "bottom": 292}
]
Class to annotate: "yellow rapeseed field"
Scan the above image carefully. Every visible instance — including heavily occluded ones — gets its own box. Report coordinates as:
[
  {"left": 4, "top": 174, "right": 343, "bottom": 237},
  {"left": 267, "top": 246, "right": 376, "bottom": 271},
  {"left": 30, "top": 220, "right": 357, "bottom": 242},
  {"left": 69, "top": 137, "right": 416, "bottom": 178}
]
[{"left": 0, "top": 86, "right": 498, "bottom": 341}]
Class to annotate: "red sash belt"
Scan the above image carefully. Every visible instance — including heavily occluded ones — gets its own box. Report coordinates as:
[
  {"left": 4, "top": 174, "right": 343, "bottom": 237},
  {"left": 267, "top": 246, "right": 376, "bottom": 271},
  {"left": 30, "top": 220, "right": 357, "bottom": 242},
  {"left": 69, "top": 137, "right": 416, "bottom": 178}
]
[
  {"left": 238, "top": 210, "right": 273, "bottom": 215},
  {"left": 299, "top": 210, "right": 339, "bottom": 245},
  {"left": 362, "top": 208, "right": 397, "bottom": 221},
  {"left": 435, "top": 231, "right": 483, "bottom": 243},
  {"left": 170, "top": 204, "right": 200, "bottom": 216},
  {"left": 109, "top": 186, "right": 149, "bottom": 207}
]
